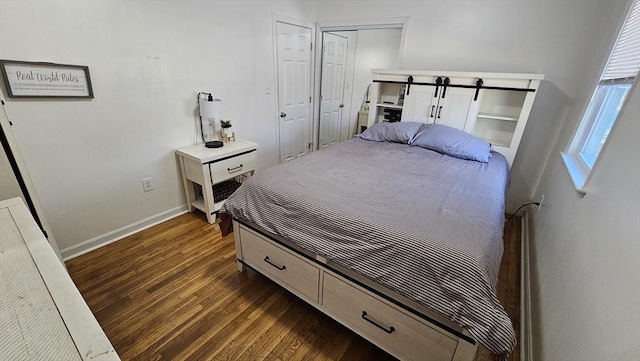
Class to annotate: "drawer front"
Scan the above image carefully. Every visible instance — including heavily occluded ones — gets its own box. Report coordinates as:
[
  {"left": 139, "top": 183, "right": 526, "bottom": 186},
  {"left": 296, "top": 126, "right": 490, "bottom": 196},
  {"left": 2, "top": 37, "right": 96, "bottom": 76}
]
[
  {"left": 322, "top": 273, "right": 457, "bottom": 361},
  {"left": 240, "top": 227, "right": 319, "bottom": 302},
  {"left": 209, "top": 150, "right": 257, "bottom": 183}
]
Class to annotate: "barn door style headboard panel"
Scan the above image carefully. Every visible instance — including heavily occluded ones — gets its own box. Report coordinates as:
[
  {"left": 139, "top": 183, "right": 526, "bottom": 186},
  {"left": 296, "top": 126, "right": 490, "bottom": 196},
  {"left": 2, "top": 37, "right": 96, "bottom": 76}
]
[{"left": 365, "top": 69, "right": 545, "bottom": 167}]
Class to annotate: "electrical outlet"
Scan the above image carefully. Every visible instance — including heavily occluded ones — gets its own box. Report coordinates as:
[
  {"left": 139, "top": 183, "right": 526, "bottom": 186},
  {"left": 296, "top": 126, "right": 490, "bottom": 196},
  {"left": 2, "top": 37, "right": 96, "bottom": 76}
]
[{"left": 142, "top": 177, "right": 153, "bottom": 192}]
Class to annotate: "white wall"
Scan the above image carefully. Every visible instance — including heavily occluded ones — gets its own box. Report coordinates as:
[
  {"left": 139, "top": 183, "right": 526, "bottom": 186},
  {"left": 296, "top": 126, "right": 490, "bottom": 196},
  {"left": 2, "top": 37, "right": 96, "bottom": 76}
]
[
  {"left": 530, "top": 84, "right": 639, "bottom": 360},
  {"left": 0, "top": 0, "right": 316, "bottom": 251},
  {"left": 528, "top": 0, "right": 640, "bottom": 359},
  {"left": 316, "top": 0, "right": 612, "bottom": 212}
]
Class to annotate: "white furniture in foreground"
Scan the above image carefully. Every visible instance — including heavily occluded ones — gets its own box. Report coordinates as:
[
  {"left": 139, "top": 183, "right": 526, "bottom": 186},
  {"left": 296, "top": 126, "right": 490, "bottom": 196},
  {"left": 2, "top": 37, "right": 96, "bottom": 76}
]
[
  {"left": 0, "top": 197, "right": 119, "bottom": 361},
  {"left": 368, "top": 69, "right": 544, "bottom": 167},
  {"left": 176, "top": 140, "right": 258, "bottom": 224}
]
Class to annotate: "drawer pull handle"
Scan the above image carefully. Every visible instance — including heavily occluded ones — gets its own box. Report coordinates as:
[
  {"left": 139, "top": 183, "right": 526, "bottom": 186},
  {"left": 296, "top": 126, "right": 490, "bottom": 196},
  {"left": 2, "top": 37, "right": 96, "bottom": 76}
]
[
  {"left": 227, "top": 164, "right": 243, "bottom": 173},
  {"left": 264, "top": 256, "right": 286, "bottom": 270},
  {"left": 361, "top": 311, "right": 395, "bottom": 334}
]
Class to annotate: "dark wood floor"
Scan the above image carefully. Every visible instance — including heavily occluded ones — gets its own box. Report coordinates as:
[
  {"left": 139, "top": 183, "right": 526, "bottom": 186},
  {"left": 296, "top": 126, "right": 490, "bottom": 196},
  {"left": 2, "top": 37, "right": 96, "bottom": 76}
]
[{"left": 66, "top": 212, "right": 520, "bottom": 361}]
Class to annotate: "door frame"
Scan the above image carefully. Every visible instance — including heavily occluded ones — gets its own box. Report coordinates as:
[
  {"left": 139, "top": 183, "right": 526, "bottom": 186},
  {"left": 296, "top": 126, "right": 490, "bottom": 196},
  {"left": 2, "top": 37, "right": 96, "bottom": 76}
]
[
  {"left": 313, "top": 17, "right": 409, "bottom": 149},
  {"left": 272, "top": 14, "right": 316, "bottom": 163}
]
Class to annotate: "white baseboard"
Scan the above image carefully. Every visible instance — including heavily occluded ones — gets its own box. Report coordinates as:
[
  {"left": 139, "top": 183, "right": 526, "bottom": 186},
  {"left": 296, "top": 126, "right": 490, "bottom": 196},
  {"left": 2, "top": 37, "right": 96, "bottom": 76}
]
[
  {"left": 61, "top": 205, "right": 189, "bottom": 261},
  {"left": 520, "top": 211, "right": 533, "bottom": 361}
]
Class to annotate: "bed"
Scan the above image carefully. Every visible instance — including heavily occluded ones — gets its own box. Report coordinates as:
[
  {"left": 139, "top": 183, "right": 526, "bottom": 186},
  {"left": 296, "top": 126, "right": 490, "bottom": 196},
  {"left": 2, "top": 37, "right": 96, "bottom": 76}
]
[{"left": 220, "top": 124, "right": 515, "bottom": 361}]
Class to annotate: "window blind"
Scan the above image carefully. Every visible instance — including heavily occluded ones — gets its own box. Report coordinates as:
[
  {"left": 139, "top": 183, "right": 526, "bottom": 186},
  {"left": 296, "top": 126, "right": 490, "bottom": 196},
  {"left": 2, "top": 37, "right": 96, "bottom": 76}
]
[{"left": 602, "top": 0, "right": 640, "bottom": 81}]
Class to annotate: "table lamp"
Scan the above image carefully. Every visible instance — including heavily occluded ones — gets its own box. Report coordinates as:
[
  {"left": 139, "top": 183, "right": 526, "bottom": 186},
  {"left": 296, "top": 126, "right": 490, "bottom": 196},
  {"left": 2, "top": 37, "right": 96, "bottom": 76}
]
[{"left": 198, "top": 92, "right": 223, "bottom": 148}]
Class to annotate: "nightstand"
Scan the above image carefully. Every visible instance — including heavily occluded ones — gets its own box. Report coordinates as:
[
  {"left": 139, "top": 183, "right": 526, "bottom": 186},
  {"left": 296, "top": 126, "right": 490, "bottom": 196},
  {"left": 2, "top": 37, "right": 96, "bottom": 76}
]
[
  {"left": 357, "top": 109, "right": 369, "bottom": 134},
  {"left": 176, "top": 140, "right": 258, "bottom": 223}
]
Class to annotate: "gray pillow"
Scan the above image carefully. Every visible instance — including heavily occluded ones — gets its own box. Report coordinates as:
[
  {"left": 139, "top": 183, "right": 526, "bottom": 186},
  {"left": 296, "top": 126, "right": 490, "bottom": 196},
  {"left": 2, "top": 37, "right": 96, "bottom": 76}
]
[
  {"left": 409, "top": 124, "right": 491, "bottom": 163},
  {"left": 356, "top": 122, "right": 424, "bottom": 144}
]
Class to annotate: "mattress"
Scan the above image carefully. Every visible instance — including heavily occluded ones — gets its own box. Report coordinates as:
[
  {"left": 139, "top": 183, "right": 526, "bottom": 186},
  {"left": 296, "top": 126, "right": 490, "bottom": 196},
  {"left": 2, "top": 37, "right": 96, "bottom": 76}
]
[{"left": 221, "top": 138, "right": 515, "bottom": 355}]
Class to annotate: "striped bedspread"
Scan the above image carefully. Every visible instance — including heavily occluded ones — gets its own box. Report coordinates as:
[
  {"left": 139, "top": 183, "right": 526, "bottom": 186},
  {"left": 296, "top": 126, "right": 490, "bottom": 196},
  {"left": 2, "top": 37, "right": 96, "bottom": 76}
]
[{"left": 221, "top": 138, "right": 516, "bottom": 355}]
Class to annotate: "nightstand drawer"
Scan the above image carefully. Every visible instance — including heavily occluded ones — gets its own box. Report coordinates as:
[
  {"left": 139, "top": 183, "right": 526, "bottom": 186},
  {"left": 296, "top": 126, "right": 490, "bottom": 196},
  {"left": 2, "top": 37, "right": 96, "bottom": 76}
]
[
  {"left": 240, "top": 226, "right": 320, "bottom": 302},
  {"left": 209, "top": 150, "right": 257, "bottom": 183}
]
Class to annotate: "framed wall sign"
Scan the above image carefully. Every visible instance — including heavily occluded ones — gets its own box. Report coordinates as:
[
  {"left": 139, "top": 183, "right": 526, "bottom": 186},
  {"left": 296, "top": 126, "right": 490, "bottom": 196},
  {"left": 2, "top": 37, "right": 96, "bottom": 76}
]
[{"left": 0, "top": 60, "right": 94, "bottom": 98}]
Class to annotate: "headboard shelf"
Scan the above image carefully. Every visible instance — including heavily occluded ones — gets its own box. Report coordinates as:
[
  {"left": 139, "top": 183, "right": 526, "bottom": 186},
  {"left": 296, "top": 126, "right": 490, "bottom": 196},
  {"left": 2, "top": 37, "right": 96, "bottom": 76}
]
[{"left": 365, "top": 69, "right": 545, "bottom": 167}]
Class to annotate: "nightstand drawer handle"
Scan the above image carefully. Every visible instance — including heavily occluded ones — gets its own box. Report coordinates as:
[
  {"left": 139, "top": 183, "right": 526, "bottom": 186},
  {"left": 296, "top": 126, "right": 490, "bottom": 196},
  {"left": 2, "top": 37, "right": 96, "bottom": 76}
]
[
  {"left": 361, "top": 311, "right": 395, "bottom": 334},
  {"left": 264, "top": 256, "right": 286, "bottom": 270},
  {"left": 227, "top": 164, "right": 243, "bottom": 173}
]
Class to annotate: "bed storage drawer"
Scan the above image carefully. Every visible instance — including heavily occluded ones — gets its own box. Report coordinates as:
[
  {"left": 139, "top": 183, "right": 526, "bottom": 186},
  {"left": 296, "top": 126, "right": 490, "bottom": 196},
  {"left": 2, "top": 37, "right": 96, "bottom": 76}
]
[
  {"left": 239, "top": 227, "right": 320, "bottom": 302},
  {"left": 209, "top": 150, "right": 256, "bottom": 183},
  {"left": 322, "top": 273, "right": 458, "bottom": 361}
]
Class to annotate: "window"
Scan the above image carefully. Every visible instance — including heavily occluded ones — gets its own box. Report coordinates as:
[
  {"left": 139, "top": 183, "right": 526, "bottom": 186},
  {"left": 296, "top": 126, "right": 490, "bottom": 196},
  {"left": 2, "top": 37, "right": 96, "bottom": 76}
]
[{"left": 563, "top": 0, "right": 640, "bottom": 194}]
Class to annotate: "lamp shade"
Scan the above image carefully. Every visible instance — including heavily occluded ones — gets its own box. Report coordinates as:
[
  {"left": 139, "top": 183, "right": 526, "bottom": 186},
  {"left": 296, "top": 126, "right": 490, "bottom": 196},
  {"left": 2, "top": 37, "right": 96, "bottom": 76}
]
[{"left": 199, "top": 97, "right": 222, "bottom": 118}]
